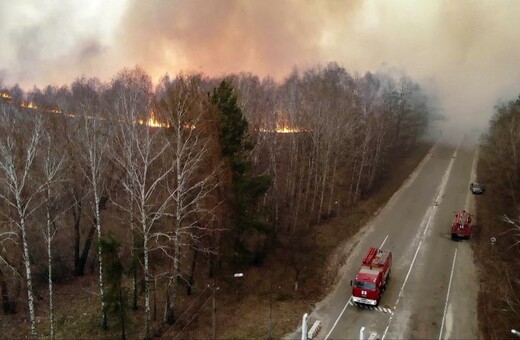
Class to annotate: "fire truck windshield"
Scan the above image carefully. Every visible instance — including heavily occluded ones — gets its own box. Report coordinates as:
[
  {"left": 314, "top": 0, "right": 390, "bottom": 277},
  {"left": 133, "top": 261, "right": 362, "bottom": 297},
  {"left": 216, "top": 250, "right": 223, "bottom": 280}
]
[{"left": 354, "top": 281, "right": 376, "bottom": 290}]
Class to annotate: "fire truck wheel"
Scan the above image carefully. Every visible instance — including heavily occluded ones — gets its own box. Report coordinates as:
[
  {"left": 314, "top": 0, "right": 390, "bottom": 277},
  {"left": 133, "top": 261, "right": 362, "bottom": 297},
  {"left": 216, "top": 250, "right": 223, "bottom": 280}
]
[{"left": 451, "top": 233, "right": 458, "bottom": 241}]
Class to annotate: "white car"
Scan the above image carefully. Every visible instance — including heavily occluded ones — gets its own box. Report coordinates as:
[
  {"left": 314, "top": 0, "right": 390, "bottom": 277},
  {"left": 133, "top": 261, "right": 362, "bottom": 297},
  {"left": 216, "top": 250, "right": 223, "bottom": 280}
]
[{"left": 470, "top": 182, "right": 484, "bottom": 194}]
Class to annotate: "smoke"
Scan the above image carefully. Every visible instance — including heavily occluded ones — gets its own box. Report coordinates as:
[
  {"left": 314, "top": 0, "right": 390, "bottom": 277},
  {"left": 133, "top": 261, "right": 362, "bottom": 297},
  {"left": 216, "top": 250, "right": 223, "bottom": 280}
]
[
  {"left": 2, "top": 0, "right": 520, "bottom": 130},
  {"left": 0, "top": 0, "right": 127, "bottom": 87},
  {"left": 115, "top": 0, "right": 361, "bottom": 80}
]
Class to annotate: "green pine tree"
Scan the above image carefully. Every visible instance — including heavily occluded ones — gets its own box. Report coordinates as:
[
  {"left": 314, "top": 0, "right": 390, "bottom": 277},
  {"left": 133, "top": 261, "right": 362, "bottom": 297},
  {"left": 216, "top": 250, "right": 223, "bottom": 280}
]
[
  {"left": 100, "top": 236, "right": 127, "bottom": 339},
  {"left": 211, "top": 80, "right": 271, "bottom": 265}
]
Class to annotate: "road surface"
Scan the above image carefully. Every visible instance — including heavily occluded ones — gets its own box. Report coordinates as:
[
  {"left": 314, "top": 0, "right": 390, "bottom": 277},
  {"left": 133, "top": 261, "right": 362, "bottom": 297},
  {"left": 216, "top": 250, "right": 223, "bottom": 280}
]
[{"left": 309, "top": 133, "right": 480, "bottom": 340}]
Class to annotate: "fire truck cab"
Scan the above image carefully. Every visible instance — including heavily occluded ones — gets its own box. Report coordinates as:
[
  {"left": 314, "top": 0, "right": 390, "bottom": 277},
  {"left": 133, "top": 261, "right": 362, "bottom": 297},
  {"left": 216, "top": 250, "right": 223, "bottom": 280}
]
[{"left": 351, "top": 247, "right": 392, "bottom": 306}]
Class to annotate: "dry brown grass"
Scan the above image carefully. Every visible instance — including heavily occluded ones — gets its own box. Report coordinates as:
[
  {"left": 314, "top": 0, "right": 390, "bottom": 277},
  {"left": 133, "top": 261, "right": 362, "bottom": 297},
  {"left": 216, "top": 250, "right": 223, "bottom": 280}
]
[{"left": 474, "top": 158, "right": 520, "bottom": 340}]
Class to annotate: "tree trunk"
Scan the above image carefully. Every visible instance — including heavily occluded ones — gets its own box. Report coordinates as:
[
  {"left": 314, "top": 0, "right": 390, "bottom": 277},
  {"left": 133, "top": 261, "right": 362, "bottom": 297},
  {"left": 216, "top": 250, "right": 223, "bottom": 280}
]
[
  {"left": 20, "top": 215, "right": 37, "bottom": 338},
  {"left": 130, "top": 202, "right": 139, "bottom": 310},
  {"left": 0, "top": 267, "right": 15, "bottom": 314},
  {"left": 153, "top": 276, "right": 157, "bottom": 321},
  {"left": 309, "top": 134, "right": 321, "bottom": 222},
  {"left": 76, "top": 225, "right": 96, "bottom": 276},
  {"left": 187, "top": 249, "right": 198, "bottom": 296},
  {"left": 119, "top": 285, "right": 126, "bottom": 340},
  {"left": 302, "top": 156, "right": 313, "bottom": 226},
  {"left": 48, "top": 237, "right": 55, "bottom": 340},
  {"left": 72, "top": 199, "right": 82, "bottom": 276},
  {"left": 317, "top": 139, "right": 332, "bottom": 224},
  {"left": 327, "top": 158, "right": 339, "bottom": 216},
  {"left": 143, "top": 234, "right": 150, "bottom": 340},
  {"left": 47, "top": 199, "right": 55, "bottom": 340},
  {"left": 164, "top": 237, "right": 180, "bottom": 325},
  {"left": 93, "top": 189, "right": 107, "bottom": 330},
  {"left": 354, "top": 124, "right": 370, "bottom": 202}
]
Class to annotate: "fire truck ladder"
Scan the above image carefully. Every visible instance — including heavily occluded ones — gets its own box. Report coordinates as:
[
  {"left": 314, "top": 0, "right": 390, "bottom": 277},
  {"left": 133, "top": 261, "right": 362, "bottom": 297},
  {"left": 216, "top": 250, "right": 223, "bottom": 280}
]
[
  {"left": 362, "top": 247, "right": 389, "bottom": 267},
  {"left": 362, "top": 247, "right": 379, "bottom": 265}
]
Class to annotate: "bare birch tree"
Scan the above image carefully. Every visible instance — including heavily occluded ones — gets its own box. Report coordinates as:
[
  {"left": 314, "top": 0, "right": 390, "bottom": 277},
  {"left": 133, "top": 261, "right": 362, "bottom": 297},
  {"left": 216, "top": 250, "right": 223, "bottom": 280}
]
[
  {"left": 40, "top": 132, "right": 66, "bottom": 340},
  {"left": 107, "top": 67, "right": 152, "bottom": 311},
  {"left": 0, "top": 104, "right": 44, "bottom": 338},
  {"left": 72, "top": 77, "right": 111, "bottom": 329},
  {"left": 110, "top": 69, "right": 174, "bottom": 339},
  {"left": 157, "top": 74, "right": 220, "bottom": 325}
]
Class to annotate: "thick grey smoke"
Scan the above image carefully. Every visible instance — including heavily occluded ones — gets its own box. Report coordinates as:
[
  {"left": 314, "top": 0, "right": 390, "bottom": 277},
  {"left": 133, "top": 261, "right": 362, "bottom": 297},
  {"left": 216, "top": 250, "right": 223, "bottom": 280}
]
[
  {"left": 0, "top": 0, "right": 127, "bottom": 86},
  {"left": 114, "top": 0, "right": 362, "bottom": 80},
  {"left": 2, "top": 0, "right": 520, "bottom": 129}
]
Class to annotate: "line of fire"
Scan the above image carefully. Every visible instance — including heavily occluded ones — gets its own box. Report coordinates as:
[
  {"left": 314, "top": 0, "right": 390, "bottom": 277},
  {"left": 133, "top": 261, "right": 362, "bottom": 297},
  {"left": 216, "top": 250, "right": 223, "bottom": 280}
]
[{"left": 1, "top": 90, "right": 305, "bottom": 133}]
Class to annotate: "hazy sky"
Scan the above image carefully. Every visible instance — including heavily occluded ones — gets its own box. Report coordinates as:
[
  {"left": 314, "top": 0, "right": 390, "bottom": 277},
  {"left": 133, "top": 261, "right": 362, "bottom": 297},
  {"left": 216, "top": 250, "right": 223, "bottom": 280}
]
[{"left": 1, "top": 0, "right": 520, "bottom": 128}]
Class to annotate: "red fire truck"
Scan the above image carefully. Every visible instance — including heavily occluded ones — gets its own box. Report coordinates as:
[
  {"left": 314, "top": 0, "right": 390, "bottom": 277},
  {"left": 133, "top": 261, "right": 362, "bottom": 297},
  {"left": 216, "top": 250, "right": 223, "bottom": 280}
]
[
  {"left": 451, "top": 210, "right": 472, "bottom": 240},
  {"left": 351, "top": 247, "right": 392, "bottom": 306}
]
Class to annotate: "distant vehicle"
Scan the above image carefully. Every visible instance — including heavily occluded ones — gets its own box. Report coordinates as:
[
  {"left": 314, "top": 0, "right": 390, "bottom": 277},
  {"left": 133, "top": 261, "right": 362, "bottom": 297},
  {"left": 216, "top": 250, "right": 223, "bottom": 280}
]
[
  {"left": 351, "top": 247, "right": 392, "bottom": 306},
  {"left": 470, "top": 182, "right": 484, "bottom": 194},
  {"left": 451, "top": 210, "right": 472, "bottom": 240}
]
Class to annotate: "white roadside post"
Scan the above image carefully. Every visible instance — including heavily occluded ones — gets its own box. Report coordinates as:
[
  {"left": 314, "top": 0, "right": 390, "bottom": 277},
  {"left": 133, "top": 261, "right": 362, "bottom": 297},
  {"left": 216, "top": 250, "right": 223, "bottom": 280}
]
[
  {"left": 512, "top": 329, "right": 520, "bottom": 337},
  {"left": 233, "top": 273, "right": 244, "bottom": 299},
  {"left": 301, "top": 313, "right": 308, "bottom": 340},
  {"left": 359, "top": 326, "right": 365, "bottom": 340}
]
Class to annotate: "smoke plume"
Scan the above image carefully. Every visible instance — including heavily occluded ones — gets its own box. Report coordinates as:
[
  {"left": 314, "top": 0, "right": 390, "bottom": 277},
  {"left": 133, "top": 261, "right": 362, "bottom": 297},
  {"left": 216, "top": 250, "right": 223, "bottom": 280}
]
[{"left": 2, "top": 0, "right": 520, "bottom": 129}]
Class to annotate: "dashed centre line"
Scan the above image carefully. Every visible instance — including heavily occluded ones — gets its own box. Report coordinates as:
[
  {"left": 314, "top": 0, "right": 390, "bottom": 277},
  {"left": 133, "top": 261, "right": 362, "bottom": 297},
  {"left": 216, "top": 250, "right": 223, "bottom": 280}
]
[
  {"left": 382, "top": 140, "right": 461, "bottom": 340},
  {"left": 439, "top": 248, "right": 458, "bottom": 340}
]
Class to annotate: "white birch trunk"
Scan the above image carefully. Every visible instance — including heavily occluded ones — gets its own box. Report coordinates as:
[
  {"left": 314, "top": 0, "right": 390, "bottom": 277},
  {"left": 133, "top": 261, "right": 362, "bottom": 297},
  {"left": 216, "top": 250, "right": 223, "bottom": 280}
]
[
  {"left": 354, "top": 123, "right": 371, "bottom": 202},
  {"left": 47, "top": 231, "right": 54, "bottom": 340},
  {"left": 0, "top": 115, "right": 43, "bottom": 338},
  {"left": 46, "top": 189, "right": 55, "bottom": 340},
  {"left": 92, "top": 180, "right": 106, "bottom": 328},
  {"left": 143, "top": 229, "right": 150, "bottom": 340},
  {"left": 20, "top": 212, "right": 37, "bottom": 338},
  {"left": 317, "top": 139, "right": 332, "bottom": 224},
  {"left": 327, "top": 157, "right": 339, "bottom": 216}
]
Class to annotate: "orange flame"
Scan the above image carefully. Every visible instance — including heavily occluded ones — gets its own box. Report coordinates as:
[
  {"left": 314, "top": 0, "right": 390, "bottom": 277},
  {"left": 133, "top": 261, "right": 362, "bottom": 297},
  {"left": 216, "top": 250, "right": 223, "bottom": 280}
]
[
  {"left": 1, "top": 92, "right": 11, "bottom": 99},
  {"left": 259, "top": 124, "right": 306, "bottom": 134},
  {"left": 275, "top": 126, "right": 304, "bottom": 133},
  {"left": 138, "top": 111, "right": 170, "bottom": 128},
  {"left": 21, "top": 101, "right": 38, "bottom": 109}
]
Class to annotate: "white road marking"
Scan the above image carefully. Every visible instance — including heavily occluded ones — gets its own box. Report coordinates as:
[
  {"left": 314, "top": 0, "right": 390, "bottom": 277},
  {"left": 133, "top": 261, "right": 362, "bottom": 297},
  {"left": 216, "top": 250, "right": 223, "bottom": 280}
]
[
  {"left": 382, "top": 141, "right": 462, "bottom": 340},
  {"left": 382, "top": 240, "right": 423, "bottom": 339},
  {"left": 422, "top": 211, "right": 434, "bottom": 237},
  {"left": 439, "top": 248, "right": 458, "bottom": 340},
  {"left": 394, "top": 240, "right": 423, "bottom": 308},
  {"left": 324, "top": 296, "right": 352, "bottom": 340},
  {"left": 350, "top": 302, "right": 394, "bottom": 314},
  {"left": 380, "top": 235, "right": 389, "bottom": 248}
]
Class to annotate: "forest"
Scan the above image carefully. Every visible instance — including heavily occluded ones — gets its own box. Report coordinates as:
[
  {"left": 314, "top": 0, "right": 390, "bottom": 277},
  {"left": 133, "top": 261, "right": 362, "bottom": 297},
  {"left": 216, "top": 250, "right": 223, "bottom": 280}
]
[
  {"left": 0, "top": 63, "right": 432, "bottom": 338},
  {"left": 476, "top": 95, "right": 520, "bottom": 339}
]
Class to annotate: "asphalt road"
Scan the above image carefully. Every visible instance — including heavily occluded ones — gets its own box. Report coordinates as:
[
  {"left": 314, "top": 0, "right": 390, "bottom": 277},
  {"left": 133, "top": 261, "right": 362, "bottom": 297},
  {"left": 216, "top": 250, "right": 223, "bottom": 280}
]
[{"left": 309, "top": 134, "right": 480, "bottom": 340}]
